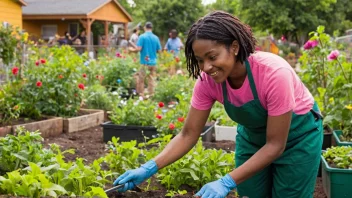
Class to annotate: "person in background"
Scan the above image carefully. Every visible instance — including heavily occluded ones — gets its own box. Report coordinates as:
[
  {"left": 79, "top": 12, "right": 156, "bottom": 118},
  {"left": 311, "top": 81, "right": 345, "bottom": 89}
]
[
  {"left": 129, "top": 28, "right": 140, "bottom": 46},
  {"left": 133, "top": 22, "right": 161, "bottom": 98},
  {"left": 164, "top": 29, "right": 184, "bottom": 57},
  {"left": 112, "top": 11, "right": 323, "bottom": 198}
]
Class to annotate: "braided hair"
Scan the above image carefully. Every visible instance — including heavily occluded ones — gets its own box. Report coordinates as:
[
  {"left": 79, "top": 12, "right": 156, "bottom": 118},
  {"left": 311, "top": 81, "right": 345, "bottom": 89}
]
[{"left": 185, "top": 11, "right": 256, "bottom": 79}]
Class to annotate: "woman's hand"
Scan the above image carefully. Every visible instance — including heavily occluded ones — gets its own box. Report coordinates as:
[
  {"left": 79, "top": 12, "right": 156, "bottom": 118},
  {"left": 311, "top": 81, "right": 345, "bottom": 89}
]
[{"left": 195, "top": 174, "right": 237, "bottom": 198}]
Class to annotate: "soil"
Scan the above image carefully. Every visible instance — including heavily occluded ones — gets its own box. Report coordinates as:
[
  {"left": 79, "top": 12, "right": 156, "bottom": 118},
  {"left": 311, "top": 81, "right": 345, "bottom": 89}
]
[
  {"left": 43, "top": 126, "right": 327, "bottom": 198},
  {"left": 0, "top": 116, "right": 50, "bottom": 127}
]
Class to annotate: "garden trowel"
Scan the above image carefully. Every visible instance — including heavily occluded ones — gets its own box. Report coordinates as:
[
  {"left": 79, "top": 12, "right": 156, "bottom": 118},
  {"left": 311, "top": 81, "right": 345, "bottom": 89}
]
[{"left": 104, "top": 184, "right": 125, "bottom": 193}]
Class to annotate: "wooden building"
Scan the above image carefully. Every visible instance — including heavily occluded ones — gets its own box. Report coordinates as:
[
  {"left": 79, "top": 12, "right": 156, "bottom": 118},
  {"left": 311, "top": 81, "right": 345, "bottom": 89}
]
[
  {"left": 22, "top": 0, "right": 132, "bottom": 47},
  {"left": 0, "top": 0, "right": 27, "bottom": 28}
]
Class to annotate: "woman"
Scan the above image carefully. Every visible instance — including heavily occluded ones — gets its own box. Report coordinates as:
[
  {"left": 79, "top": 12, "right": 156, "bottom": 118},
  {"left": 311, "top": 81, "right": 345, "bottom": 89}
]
[{"left": 113, "top": 11, "right": 323, "bottom": 198}]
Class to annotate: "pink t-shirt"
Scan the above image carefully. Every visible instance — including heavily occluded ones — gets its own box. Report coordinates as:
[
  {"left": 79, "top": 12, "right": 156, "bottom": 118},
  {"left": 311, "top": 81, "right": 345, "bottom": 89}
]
[{"left": 191, "top": 52, "right": 314, "bottom": 116}]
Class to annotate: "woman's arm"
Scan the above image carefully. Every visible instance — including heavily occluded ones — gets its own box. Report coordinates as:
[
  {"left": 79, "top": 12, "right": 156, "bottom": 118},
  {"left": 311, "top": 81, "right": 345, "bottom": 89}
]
[
  {"left": 229, "top": 111, "right": 292, "bottom": 184},
  {"left": 154, "top": 106, "right": 211, "bottom": 169}
]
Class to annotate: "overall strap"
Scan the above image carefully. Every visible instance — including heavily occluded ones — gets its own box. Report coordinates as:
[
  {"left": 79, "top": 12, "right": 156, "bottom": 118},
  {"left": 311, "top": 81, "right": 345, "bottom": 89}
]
[{"left": 245, "top": 60, "right": 259, "bottom": 99}]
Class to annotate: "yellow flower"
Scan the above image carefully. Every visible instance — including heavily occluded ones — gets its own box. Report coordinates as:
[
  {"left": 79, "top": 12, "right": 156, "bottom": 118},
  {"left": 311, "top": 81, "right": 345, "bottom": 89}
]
[
  {"left": 22, "top": 32, "right": 28, "bottom": 42},
  {"left": 329, "top": 97, "right": 334, "bottom": 104},
  {"left": 346, "top": 104, "right": 352, "bottom": 110}
]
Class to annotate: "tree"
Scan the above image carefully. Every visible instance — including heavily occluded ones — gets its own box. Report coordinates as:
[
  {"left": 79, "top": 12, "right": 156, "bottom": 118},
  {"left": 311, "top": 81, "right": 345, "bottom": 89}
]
[
  {"left": 140, "top": 0, "right": 206, "bottom": 42},
  {"left": 205, "top": 0, "right": 241, "bottom": 17},
  {"left": 239, "top": 0, "right": 351, "bottom": 45}
]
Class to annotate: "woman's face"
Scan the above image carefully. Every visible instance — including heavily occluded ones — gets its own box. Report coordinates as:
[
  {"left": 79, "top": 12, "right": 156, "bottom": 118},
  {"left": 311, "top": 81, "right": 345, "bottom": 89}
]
[{"left": 192, "top": 39, "right": 240, "bottom": 83}]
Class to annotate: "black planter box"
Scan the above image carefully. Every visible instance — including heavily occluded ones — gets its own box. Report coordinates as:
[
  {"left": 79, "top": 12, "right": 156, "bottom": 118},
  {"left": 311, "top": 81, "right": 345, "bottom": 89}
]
[{"left": 102, "top": 121, "right": 158, "bottom": 143}]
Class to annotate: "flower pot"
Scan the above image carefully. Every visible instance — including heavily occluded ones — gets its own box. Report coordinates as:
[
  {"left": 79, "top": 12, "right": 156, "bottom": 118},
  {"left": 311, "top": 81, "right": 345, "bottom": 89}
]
[
  {"left": 101, "top": 121, "right": 158, "bottom": 143},
  {"left": 12, "top": 117, "right": 63, "bottom": 138},
  {"left": 321, "top": 153, "right": 352, "bottom": 198},
  {"left": 201, "top": 123, "right": 215, "bottom": 142},
  {"left": 63, "top": 109, "right": 104, "bottom": 133},
  {"left": 333, "top": 130, "right": 352, "bottom": 146},
  {"left": 0, "top": 126, "right": 12, "bottom": 137},
  {"left": 214, "top": 122, "right": 237, "bottom": 142}
]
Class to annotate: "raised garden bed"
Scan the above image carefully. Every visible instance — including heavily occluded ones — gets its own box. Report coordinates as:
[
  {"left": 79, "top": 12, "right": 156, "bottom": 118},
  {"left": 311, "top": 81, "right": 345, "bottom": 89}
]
[
  {"left": 215, "top": 122, "right": 237, "bottom": 142},
  {"left": 101, "top": 121, "right": 158, "bottom": 143},
  {"left": 63, "top": 108, "right": 104, "bottom": 133},
  {"left": 12, "top": 117, "right": 63, "bottom": 138},
  {"left": 0, "top": 126, "right": 12, "bottom": 137},
  {"left": 321, "top": 150, "right": 352, "bottom": 198},
  {"left": 333, "top": 130, "right": 352, "bottom": 146}
]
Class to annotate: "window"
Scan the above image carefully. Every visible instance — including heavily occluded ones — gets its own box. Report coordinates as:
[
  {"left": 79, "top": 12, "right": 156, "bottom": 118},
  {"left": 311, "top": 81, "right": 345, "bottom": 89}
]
[
  {"left": 41, "top": 25, "right": 57, "bottom": 40},
  {"left": 69, "top": 23, "right": 79, "bottom": 37}
]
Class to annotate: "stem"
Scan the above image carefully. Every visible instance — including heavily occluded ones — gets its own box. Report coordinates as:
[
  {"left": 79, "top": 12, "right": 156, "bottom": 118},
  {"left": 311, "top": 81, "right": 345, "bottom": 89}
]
[{"left": 337, "top": 59, "right": 349, "bottom": 82}]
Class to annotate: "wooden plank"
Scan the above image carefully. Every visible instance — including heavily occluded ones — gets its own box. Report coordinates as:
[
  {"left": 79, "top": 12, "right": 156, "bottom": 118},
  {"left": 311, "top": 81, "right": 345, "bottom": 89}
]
[
  {"left": 63, "top": 109, "right": 104, "bottom": 133},
  {"left": 12, "top": 117, "right": 63, "bottom": 138},
  {"left": 0, "top": 126, "right": 12, "bottom": 137}
]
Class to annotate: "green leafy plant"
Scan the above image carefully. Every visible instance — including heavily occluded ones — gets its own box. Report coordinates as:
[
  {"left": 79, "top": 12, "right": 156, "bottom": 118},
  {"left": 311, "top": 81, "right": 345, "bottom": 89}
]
[
  {"left": 154, "top": 94, "right": 189, "bottom": 136},
  {"left": 110, "top": 99, "right": 156, "bottom": 126},
  {"left": 299, "top": 26, "right": 352, "bottom": 138},
  {"left": 323, "top": 146, "right": 352, "bottom": 169},
  {"left": 153, "top": 75, "right": 194, "bottom": 104},
  {"left": 0, "top": 24, "right": 20, "bottom": 65},
  {"left": 83, "top": 84, "right": 118, "bottom": 111},
  {"left": 0, "top": 127, "right": 55, "bottom": 174},
  {"left": 100, "top": 54, "right": 138, "bottom": 89},
  {"left": 104, "top": 137, "right": 145, "bottom": 174},
  {"left": 157, "top": 140, "right": 235, "bottom": 190}
]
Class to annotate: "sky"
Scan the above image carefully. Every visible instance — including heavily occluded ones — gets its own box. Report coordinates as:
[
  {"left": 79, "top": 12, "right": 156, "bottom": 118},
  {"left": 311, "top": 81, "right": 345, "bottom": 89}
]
[
  {"left": 202, "top": 0, "right": 216, "bottom": 5},
  {"left": 127, "top": 0, "right": 216, "bottom": 6}
]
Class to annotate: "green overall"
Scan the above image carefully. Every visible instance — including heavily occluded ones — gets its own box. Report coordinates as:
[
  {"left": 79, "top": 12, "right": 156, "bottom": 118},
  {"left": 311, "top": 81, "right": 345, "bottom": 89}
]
[{"left": 222, "top": 60, "right": 323, "bottom": 198}]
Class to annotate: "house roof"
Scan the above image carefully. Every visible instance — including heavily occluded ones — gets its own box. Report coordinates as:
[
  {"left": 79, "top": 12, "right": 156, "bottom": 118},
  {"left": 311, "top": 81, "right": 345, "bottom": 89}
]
[
  {"left": 22, "top": 0, "right": 132, "bottom": 21},
  {"left": 17, "top": 0, "right": 27, "bottom": 6}
]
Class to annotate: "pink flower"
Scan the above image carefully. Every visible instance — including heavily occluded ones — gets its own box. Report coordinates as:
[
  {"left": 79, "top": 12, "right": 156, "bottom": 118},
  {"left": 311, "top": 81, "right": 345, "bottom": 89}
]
[
  {"left": 40, "top": 59, "right": 46, "bottom": 64},
  {"left": 35, "top": 61, "right": 40, "bottom": 66},
  {"left": 156, "top": 114, "right": 162, "bottom": 119},
  {"left": 36, "top": 81, "right": 42, "bottom": 87},
  {"left": 116, "top": 52, "right": 122, "bottom": 58},
  {"left": 327, "top": 50, "right": 339, "bottom": 61},
  {"left": 12, "top": 67, "right": 19, "bottom": 75},
  {"left": 303, "top": 40, "right": 319, "bottom": 50}
]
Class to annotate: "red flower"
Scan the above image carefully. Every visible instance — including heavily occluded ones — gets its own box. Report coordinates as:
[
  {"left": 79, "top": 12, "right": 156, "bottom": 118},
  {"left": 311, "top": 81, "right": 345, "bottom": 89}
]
[
  {"left": 13, "top": 105, "right": 19, "bottom": 110},
  {"left": 175, "top": 57, "right": 180, "bottom": 63},
  {"left": 169, "top": 123, "right": 175, "bottom": 130},
  {"left": 156, "top": 114, "right": 162, "bottom": 119},
  {"left": 158, "top": 102, "right": 164, "bottom": 108},
  {"left": 12, "top": 67, "right": 19, "bottom": 75},
  {"left": 36, "top": 81, "right": 42, "bottom": 87},
  {"left": 58, "top": 74, "right": 64, "bottom": 79},
  {"left": 74, "top": 93, "right": 78, "bottom": 97},
  {"left": 177, "top": 117, "right": 185, "bottom": 122},
  {"left": 35, "top": 61, "right": 39, "bottom": 66},
  {"left": 133, "top": 58, "right": 137, "bottom": 62},
  {"left": 96, "top": 75, "right": 99, "bottom": 79},
  {"left": 82, "top": 73, "right": 87, "bottom": 78},
  {"left": 145, "top": 56, "right": 149, "bottom": 62},
  {"left": 78, "top": 83, "right": 85, "bottom": 90},
  {"left": 40, "top": 59, "right": 46, "bottom": 64}
]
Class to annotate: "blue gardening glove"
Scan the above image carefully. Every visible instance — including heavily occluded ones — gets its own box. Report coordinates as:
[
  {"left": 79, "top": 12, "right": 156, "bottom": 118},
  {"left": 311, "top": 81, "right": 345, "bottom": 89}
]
[
  {"left": 113, "top": 160, "right": 158, "bottom": 192},
  {"left": 195, "top": 174, "right": 237, "bottom": 198}
]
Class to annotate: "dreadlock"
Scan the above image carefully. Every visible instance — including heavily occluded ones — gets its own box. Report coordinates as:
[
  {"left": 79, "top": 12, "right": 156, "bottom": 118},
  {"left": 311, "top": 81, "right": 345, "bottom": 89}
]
[{"left": 185, "top": 11, "right": 256, "bottom": 79}]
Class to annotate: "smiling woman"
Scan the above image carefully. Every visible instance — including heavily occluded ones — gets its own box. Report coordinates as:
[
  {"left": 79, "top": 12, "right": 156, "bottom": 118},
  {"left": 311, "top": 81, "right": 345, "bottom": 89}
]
[{"left": 111, "top": 11, "right": 323, "bottom": 198}]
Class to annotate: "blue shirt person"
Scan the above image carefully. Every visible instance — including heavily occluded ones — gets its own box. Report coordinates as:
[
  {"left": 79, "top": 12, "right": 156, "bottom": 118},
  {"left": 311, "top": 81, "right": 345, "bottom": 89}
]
[
  {"left": 136, "top": 23, "right": 161, "bottom": 66},
  {"left": 164, "top": 29, "right": 184, "bottom": 56},
  {"left": 134, "top": 22, "right": 161, "bottom": 97}
]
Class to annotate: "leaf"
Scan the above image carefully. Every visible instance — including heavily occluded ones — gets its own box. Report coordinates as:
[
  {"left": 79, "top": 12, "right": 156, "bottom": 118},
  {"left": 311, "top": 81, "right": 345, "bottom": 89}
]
[{"left": 179, "top": 168, "right": 199, "bottom": 180}]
